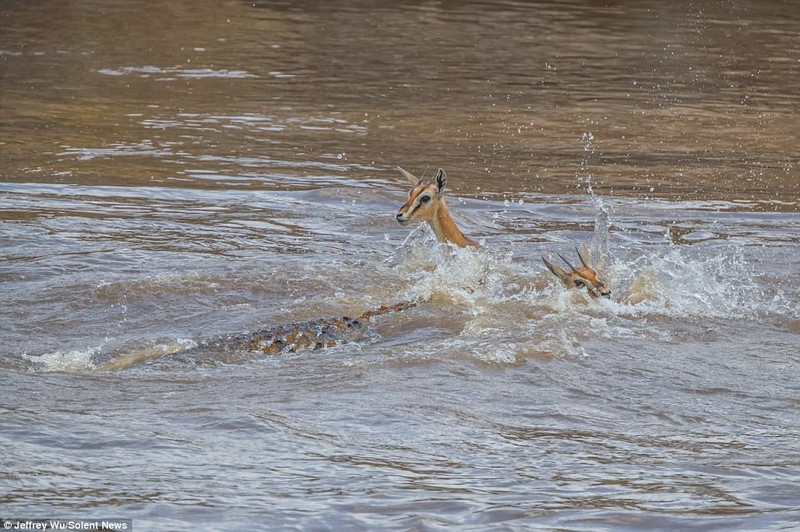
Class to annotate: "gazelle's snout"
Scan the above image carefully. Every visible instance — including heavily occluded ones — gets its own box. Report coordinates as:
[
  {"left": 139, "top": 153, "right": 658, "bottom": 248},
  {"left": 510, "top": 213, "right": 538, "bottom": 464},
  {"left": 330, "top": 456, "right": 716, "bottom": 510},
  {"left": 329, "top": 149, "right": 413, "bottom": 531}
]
[{"left": 589, "top": 286, "right": 612, "bottom": 299}]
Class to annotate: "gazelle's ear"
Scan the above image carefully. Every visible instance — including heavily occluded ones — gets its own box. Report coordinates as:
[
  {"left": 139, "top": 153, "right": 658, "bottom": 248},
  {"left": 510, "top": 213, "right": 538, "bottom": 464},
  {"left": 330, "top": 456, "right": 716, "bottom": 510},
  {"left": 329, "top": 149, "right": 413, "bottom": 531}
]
[
  {"left": 542, "top": 257, "right": 569, "bottom": 282},
  {"left": 434, "top": 168, "right": 447, "bottom": 194},
  {"left": 397, "top": 166, "right": 421, "bottom": 186},
  {"left": 577, "top": 243, "right": 592, "bottom": 268}
]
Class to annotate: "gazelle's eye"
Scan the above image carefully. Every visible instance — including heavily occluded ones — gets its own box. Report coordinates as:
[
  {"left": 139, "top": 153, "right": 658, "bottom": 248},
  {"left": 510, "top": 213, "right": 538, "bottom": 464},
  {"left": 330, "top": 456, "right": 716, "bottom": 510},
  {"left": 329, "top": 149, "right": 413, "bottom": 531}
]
[
  {"left": 420, "top": 195, "right": 431, "bottom": 204},
  {"left": 573, "top": 279, "right": 585, "bottom": 288}
]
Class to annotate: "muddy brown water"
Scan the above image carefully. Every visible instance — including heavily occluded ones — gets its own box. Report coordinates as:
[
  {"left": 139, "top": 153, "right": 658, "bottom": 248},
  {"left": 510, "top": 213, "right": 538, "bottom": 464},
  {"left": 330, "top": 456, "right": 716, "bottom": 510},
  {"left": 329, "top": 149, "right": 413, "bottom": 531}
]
[{"left": 1, "top": 1, "right": 798, "bottom": 530}]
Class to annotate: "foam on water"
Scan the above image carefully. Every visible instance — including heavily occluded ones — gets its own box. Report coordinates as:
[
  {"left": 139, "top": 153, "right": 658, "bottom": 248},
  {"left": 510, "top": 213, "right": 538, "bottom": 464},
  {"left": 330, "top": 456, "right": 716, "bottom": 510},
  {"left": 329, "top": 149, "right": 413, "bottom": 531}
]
[
  {"left": 27, "top": 346, "right": 101, "bottom": 372},
  {"left": 607, "top": 243, "right": 794, "bottom": 321},
  {"left": 389, "top": 217, "right": 560, "bottom": 306},
  {"left": 372, "top": 197, "right": 797, "bottom": 366},
  {"left": 27, "top": 339, "right": 198, "bottom": 373},
  {"left": 377, "top": 226, "right": 604, "bottom": 363}
]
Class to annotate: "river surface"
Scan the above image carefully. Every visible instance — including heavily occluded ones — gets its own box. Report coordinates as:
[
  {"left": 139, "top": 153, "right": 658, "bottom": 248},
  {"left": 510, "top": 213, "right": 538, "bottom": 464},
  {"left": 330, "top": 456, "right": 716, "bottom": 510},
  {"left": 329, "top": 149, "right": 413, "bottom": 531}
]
[{"left": 1, "top": 0, "right": 799, "bottom": 530}]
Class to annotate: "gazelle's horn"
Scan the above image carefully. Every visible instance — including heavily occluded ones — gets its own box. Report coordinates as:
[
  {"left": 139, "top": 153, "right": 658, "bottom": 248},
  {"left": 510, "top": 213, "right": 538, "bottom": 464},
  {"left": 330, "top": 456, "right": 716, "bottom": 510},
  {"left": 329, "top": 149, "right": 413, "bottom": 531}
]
[
  {"left": 558, "top": 253, "right": 578, "bottom": 272},
  {"left": 576, "top": 246, "right": 590, "bottom": 268},
  {"left": 397, "top": 166, "right": 421, "bottom": 185}
]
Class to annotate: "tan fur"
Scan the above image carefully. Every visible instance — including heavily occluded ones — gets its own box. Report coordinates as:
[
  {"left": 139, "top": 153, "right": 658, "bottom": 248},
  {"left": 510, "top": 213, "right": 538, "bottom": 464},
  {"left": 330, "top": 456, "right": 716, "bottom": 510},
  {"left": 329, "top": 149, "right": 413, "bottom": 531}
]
[
  {"left": 542, "top": 243, "right": 610, "bottom": 298},
  {"left": 395, "top": 167, "right": 478, "bottom": 248}
]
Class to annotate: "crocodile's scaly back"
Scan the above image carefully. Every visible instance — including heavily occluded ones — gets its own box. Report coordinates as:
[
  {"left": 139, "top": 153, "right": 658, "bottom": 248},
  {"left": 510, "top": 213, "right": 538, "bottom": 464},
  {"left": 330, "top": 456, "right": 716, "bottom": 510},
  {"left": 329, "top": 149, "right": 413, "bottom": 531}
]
[
  {"left": 236, "top": 316, "right": 367, "bottom": 354},
  {"left": 355, "top": 301, "right": 416, "bottom": 321},
  {"left": 98, "top": 301, "right": 417, "bottom": 370},
  {"left": 207, "top": 300, "right": 416, "bottom": 355}
]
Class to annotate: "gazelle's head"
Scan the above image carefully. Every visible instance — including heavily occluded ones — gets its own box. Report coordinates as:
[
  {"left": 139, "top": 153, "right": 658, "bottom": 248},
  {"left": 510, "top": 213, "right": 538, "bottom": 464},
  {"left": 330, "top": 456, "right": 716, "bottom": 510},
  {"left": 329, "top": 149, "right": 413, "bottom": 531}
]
[
  {"left": 395, "top": 166, "right": 447, "bottom": 227},
  {"left": 542, "top": 243, "right": 611, "bottom": 298}
]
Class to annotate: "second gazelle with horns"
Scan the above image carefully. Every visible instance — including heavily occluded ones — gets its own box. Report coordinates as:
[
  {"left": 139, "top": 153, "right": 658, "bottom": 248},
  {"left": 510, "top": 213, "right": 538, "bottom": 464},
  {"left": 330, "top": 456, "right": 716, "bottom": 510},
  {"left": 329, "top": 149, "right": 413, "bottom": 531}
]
[
  {"left": 395, "top": 167, "right": 478, "bottom": 248},
  {"left": 542, "top": 243, "right": 611, "bottom": 299}
]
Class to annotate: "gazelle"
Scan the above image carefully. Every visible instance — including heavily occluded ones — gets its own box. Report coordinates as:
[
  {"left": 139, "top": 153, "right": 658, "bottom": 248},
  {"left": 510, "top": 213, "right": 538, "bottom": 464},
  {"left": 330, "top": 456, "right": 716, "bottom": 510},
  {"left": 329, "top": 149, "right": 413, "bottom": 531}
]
[
  {"left": 542, "top": 243, "right": 611, "bottom": 298},
  {"left": 395, "top": 167, "right": 478, "bottom": 248}
]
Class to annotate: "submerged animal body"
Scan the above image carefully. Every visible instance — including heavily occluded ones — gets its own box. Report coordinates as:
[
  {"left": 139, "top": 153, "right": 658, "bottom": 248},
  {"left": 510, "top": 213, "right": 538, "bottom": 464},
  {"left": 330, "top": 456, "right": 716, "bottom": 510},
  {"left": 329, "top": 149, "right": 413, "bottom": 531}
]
[
  {"left": 204, "top": 301, "right": 416, "bottom": 355},
  {"left": 98, "top": 302, "right": 416, "bottom": 371}
]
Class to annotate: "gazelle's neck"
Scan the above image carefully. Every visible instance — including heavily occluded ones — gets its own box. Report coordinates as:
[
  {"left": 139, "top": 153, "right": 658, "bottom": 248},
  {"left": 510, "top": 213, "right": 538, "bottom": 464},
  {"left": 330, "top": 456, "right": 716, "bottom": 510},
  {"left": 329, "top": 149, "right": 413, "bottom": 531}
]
[
  {"left": 395, "top": 167, "right": 478, "bottom": 248},
  {"left": 431, "top": 200, "right": 477, "bottom": 248}
]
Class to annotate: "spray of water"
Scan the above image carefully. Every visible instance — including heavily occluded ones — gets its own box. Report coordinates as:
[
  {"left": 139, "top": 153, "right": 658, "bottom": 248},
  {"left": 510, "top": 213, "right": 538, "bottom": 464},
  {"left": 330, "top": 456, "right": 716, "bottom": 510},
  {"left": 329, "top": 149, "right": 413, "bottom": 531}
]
[{"left": 579, "top": 132, "right": 612, "bottom": 264}]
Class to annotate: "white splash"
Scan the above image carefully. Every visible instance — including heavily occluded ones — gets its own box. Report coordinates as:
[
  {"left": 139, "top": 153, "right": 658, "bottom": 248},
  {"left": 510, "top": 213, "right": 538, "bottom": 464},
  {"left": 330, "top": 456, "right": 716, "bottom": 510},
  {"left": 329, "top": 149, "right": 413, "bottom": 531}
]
[
  {"left": 27, "top": 346, "right": 101, "bottom": 372},
  {"left": 27, "top": 339, "right": 197, "bottom": 372}
]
